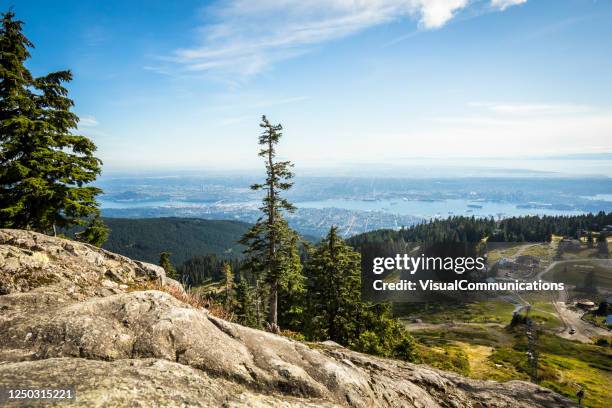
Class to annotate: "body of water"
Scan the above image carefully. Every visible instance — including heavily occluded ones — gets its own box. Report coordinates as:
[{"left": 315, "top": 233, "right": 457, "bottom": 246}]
[
  {"left": 100, "top": 197, "right": 585, "bottom": 219},
  {"left": 297, "top": 198, "right": 584, "bottom": 219},
  {"left": 583, "top": 194, "right": 612, "bottom": 202}
]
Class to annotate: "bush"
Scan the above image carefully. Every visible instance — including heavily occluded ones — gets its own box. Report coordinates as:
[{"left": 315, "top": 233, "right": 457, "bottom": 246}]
[
  {"left": 594, "top": 337, "right": 610, "bottom": 347},
  {"left": 352, "top": 331, "right": 386, "bottom": 356}
]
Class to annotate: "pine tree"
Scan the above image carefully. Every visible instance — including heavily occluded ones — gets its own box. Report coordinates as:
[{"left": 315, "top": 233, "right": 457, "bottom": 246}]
[
  {"left": 305, "top": 226, "right": 416, "bottom": 361},
  {"left": 222, "top": 262, "right": 234, "bottom": 311},
  {"left": 239, "top": 115, "right": 302, "bottom": 332},
  {"left": 305, "top": 226, "right": 362, "bottom": 344},
  {"left": 159, "top": 251, "right": 177, "bottom": 279},
  {"left": 277, "top": 233, "right": 306, "bottom": 331},
  {"left": 235, "top": 278, "right": 257, "bottom": 327},
  {"left": 75, "top": 215, "right": 109, "bottom": 246},
  {"left": 0, "top": 11, "right": 104, "bottom": 236}
]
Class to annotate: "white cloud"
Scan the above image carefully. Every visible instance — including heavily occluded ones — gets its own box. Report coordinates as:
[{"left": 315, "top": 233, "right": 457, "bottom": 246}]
[
  {"left": 78, "top": 115, "right": 99, "bottom": 127},
  {"left": 162, "top": 0, "right": 523, "bottom": 78},
  {"left": 418, "top": 0, "right": 468, "bottom": 29},
  {"left": 490, "top": 0, "right": 527, "bottom": 11}
]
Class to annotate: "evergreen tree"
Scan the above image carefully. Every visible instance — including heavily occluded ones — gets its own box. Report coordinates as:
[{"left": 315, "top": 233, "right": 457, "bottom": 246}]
[
  {"left": 253, "top": 277, "right": 268, "bottom": 328},
  {"left": 235, "top": 278, "right": 257, "bottom": 327},
  {"left": 239, "top": 115, "right": 302, "bottom": 332},
  {"left": 305, "top": 226, "right": 416, "bottom": 361},
  {"left": 0, "top": 11, "right": 104, "bottom": 235},
  {"left": 305, "top": 226, "right": 362, "bottom": 344},
  {"left": 351, "top": 302, "right": 416, "bottom": 362},
  {"left": 159, "top": 251, "right": 177, "bottom": 279},
  {"left": 277, "top": 233, "right": 306, "bottom": 331},
  {"left": 222, "top": 262, "right": 234, "bottom": 311},
  {"left": 75, "top": 215, "right": 109, "bottom": 247}
]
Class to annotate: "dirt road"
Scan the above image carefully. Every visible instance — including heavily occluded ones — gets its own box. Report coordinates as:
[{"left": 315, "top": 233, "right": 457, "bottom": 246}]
[
  {"left": 536, "top": 258, "right": 611, "bottom": 343},
  {"left": 553, "top": 300, "right": 609, "bottom": 343}
]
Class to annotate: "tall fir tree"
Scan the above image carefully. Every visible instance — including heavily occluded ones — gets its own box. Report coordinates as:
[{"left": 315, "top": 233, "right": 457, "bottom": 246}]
[
  {"left": 0, "top": 11, "right": 104, "bottom": 239},
  {"left": 222, "top": 262, "right": 235, "bottom": 311},
  {"left": 159, "top": 251, "right": 177, "bottom": 279},
  {"left": 305, "top": 226, "right": 416, "bottom": 361},
  {"left": 235, "top": 277, "right": 257, "bottom": 327},
  {"left": 277, "top": 233, "right": 306, "bottom": 331},
  {"left": 305, "top": 226, "right": 362, "bottom": 344},
  {"left": 239, "top": 115, "right": 302, "bottom": 332}
]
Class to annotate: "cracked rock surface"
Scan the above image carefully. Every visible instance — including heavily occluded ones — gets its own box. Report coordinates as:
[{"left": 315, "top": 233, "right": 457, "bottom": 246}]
[{"left": 0, "top": 229, "right": 576, "bottom": 407}]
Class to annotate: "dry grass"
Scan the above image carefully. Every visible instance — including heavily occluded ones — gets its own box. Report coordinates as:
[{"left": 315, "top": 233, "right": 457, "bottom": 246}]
[
  {"left": 456, "top": 342, "right": 497, "bottom": 380},
  {"left": 127, "top": 281, "right": 234, "bottom": 321},
  {"left": 279, "top": 329, "right": 306, "bottom": 341}
]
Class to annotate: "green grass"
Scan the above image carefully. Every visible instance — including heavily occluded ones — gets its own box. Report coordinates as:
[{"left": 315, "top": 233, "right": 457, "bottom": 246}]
[
  {"left": 528, "top": 301, "right": 563, "bottom": 330},
  {"left": 411, "top": 324, "right": 514, "bottom": 348},
  {"left": 394, "top": 300, "right": 515, "bottom": 324},
  {"left": 583, "top": 312, "right": 609, "bottom": 329},
  {"left": 415, "top": 343, "right": 470, "bottom": 376},
  {"left": 544, "top": 260, "right": 612, "bottom": 289},
  {"left": 191, "top": 279, "right": 224, "bottom": 294},
  {"left": 487, "top": 244, "right": 524, "bottom": 264},
  {"left": 494, "top": 329, "right": 612, "bottom": 408},
  {"left": 536, "top": 333, "right": 612, "bottom": 371},
  {"left": 541, "top": 354, "right": 611, "bottom": 408},
  {"left": 410, "top": 316, "right": 612, "bottom": 407},
  {"left": 521, "top": 244, "right": 552, "bottom": 260}
]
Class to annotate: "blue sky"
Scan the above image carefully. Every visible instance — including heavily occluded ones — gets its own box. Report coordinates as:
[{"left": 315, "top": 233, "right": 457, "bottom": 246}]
[{"left": 9, "top": 0, "right": 612, "bottom": 172}]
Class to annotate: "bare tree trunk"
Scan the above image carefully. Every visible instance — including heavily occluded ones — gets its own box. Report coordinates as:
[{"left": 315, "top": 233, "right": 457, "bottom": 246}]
[
  {"left": 255, "top": 280, "right": 262, "bottom": 326},
  {"left": 268, "top": 282, "right": 278, "bottom": 333}
]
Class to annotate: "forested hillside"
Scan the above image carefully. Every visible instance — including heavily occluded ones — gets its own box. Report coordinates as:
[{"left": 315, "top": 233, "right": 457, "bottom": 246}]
[
  {"left": 348, "top": 211, "right": 612, "bottom": 247},
  {"left": 85, "top": 212, "right": 612, "bottom": 279},
  {"left": 91, "top": 218, "right": 249, "bottom": 265}
]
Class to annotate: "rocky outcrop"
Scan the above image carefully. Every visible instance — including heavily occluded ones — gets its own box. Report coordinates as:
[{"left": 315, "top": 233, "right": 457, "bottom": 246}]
[{"left": 0, "top": 229, "right": 576, "bottom": 407}]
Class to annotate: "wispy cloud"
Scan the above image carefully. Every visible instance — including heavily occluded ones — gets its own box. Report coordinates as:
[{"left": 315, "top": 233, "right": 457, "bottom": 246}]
[
  {"left": 160, "top": 0, "right": 526, "bottom": 79},
  {"left": 78, "top": 115, "right": 99, "bottom": 127},
  {"left": 490, "top": 0, "right": 527, "bottom": 11},
  {"left": 414, "top": 102, "right": 611, "bottom": 158},
  {"left": 468, "top": 102, "right": 592, "bottom": 116},
  {"left": 410, "top": 109, "right": 612, "bottom": 158}
]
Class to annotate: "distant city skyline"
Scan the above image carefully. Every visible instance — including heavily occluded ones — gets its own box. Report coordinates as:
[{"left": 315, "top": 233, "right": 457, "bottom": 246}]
[{"left": 12, "top": 0, "right": 612, "bottom": 171}]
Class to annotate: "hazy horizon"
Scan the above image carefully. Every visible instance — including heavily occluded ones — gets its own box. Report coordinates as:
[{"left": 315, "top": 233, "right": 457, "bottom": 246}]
[
  {"left": 98, "top": 154, "right": 612, "bottom": 179},
  {"left": 12, "top": 0, "right": 612, "bottom": 172}
]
